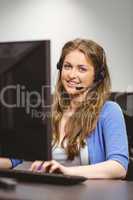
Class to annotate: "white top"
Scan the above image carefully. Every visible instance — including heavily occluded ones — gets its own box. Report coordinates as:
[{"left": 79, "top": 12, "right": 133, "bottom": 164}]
[{"left": 52, "top": 140, "right": 89, "bottom": 166}]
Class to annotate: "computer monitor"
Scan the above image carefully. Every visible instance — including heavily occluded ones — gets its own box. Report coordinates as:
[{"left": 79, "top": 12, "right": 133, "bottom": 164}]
[{"left": 0, "top": 40, "right": 52, "bottom": 161}]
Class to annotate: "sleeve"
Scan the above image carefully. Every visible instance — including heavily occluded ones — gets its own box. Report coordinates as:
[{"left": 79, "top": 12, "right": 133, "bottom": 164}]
[
  {"left": 102, "top": 102, "right": 129, "bottom": 170},
  {"left": 10, "top": 159, "right": 23, "bottom": 168}
]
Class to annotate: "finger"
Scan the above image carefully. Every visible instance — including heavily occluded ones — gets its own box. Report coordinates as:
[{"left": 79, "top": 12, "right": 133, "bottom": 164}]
[
  {"left": 49, "top": 164, "right": 61, "bottom": 173},
  {"left": 29, "top": 161, "right": 43, "bottom": 171},
  {"left": 29, "top": 162, "right": 37, "bottom": 171},
  {"left": 29, "top": 162, "right": 38, "bottom": 171},
  {"left": 49, "top": 161, "right": 64, "bottom": 173},
  {"left": 40, "top": 161, "right": 52, "bottom": 172}
]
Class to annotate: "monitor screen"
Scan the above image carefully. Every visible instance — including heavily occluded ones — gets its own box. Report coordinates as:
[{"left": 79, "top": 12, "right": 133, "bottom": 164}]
[{"left": 0, "top": 40, "right": 52, "bottom": 161}]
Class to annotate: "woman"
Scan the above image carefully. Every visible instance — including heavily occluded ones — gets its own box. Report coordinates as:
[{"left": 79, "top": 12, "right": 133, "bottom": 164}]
[{"left": 28, "top": 39, "right": 128, "bottom": 178}]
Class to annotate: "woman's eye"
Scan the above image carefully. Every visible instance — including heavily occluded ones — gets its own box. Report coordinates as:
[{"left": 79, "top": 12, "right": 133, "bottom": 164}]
[
  {"left": 79, "top": 67, "right": 87, "bottom": 72},
  {"left": 63, "top": 64, "right": 72, "bottom": 69}
]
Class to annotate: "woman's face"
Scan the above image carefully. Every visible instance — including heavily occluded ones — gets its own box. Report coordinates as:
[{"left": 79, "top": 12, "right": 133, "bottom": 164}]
[{"left": 61, "top": 50, "right": 95, "bottom": 96}]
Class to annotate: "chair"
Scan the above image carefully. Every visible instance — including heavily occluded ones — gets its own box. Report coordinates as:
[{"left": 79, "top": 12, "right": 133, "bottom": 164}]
[
  {"left": 125, "top": 158, "right": 133, "bottom": 180},
  {"left": 111, "top": 92, "right": 133, "bottom": 180}
]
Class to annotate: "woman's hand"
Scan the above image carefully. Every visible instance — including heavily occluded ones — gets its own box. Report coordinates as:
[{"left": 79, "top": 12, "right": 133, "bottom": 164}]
[
  {"left": 29, "top": 160, "right": 71, "bottom": 175},
  {"left": 29, "top": 160, "right": 126, "bottom": 179}
]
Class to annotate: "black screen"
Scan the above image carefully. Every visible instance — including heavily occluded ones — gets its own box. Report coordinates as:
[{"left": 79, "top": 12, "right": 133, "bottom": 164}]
[{"left": 0, "top": 40, "right": 52, "bottom": 161}]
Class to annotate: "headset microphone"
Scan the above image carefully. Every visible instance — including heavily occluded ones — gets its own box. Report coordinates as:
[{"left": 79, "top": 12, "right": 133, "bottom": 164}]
[{"left": 76, "top": 81, "right": 100, "bottom": 92}]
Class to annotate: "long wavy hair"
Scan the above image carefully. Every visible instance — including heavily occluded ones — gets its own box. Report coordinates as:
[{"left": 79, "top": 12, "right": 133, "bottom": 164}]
[{"left": 52, "top": 38, "right": 111, "bottom": 160}]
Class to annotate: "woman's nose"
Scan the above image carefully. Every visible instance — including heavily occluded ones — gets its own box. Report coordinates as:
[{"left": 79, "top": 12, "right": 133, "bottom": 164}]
[{"left": 68, "top": 68, "right": 77, "bottom": 78}]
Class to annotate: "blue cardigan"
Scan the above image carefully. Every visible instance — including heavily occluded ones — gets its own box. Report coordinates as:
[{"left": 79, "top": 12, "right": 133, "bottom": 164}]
[
  {"left": 87, "top": 101, "right": 129, "bottom": 170},
  {"left": 11, "top": 101, "right": 129, "bottom": 170}
]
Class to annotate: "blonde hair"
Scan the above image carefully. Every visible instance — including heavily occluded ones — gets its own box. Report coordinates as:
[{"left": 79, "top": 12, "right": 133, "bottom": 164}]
[{"left": 52, "top": 38, "right": 111, "bottom": 160}]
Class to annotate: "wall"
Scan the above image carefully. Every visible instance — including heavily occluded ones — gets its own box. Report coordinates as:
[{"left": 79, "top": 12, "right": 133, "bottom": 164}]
[{"left": 0, "top": 0, "right": 133, "bottom": 92}]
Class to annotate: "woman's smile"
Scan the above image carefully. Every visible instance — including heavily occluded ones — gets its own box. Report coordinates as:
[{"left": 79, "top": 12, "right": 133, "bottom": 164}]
[{"left": 66, "top": 80, "right": 80, "bottom": 88}]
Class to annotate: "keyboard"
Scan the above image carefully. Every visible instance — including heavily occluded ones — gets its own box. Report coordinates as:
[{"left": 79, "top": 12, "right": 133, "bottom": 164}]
[{"left": 0, "top": 169, "right": 88, "bottom": 185}]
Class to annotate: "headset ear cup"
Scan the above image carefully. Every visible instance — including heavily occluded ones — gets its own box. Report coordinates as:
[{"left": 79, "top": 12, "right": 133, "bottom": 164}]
[
  {"left": 57, "top": 62, "right": 60, "bottom": 70},
  {"left": 57, "top": 57, "right": 63, "bottom": 70},
  {"left": 95, "top": 67, "right": 105, "bottom": 83},
  {"left": 95, "top": 50, "right": 106, "bottom": 83},
  {"left": 99, "top": 70, "right": 105, "bottom": 81}
]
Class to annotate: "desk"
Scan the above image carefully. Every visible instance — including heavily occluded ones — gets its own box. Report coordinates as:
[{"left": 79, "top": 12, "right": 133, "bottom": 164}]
[{"left": 0, "top": 180, "right": 132, "bottom": 200}]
